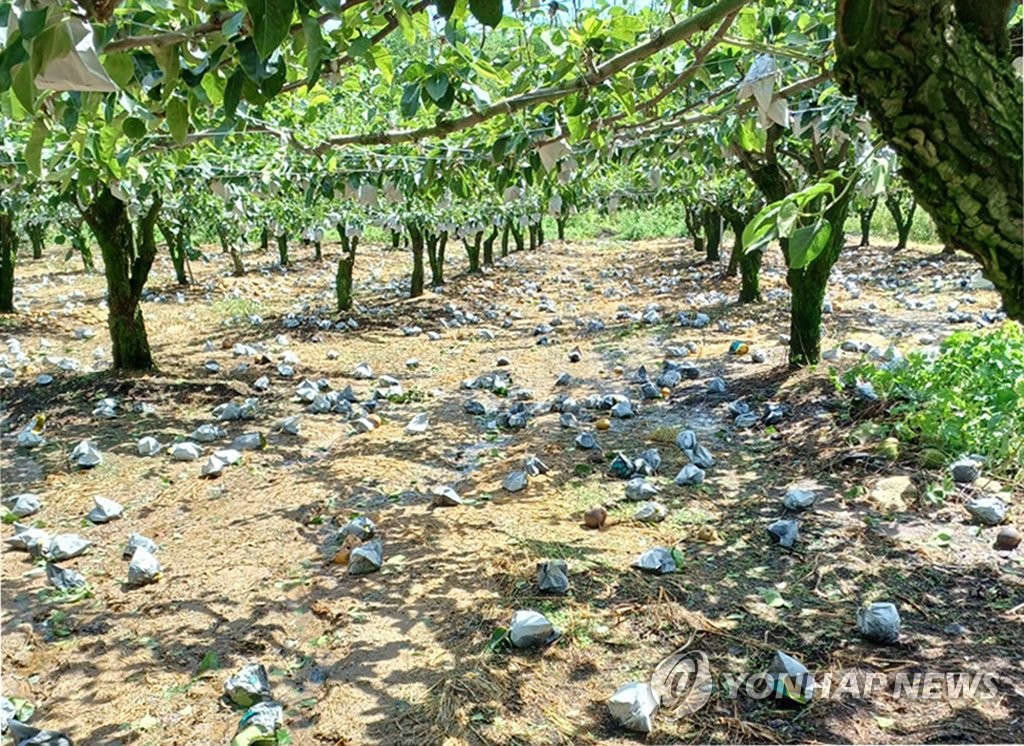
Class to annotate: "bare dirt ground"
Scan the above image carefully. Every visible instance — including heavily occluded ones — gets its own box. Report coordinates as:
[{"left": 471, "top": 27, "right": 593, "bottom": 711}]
[{"left": 2, "top": 235, "right": 1022, "bottom": 745}]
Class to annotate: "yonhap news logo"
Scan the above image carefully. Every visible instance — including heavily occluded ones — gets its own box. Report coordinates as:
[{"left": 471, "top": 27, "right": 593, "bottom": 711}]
[{"left": 650, "top": 648, "right": 999, "bottom": 715}]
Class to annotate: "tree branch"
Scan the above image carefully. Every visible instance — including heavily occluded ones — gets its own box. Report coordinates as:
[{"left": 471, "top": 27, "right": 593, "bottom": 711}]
[{"left": 312, "top": 0, "right": 751, "bottom": 152}]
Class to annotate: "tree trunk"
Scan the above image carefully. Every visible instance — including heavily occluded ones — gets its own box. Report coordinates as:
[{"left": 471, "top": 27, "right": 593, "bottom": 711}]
[
  {"left": 391, "top": 230, "right": 401, "bottom": 249},
  {"left": 834, "top": 0, "right": 1023, "bottom": 319},
  {"left": 684, "top": 206, "right": 705, "bottom": 254},
  {"left": 336, "top": 233, "right": 357, "bottom": 311},
  {"left": 216, "top": 225, "right": 245, "bottom": 276},
  {"left": 0, "top": 210, "right": 16, "bottom": 313},
  {"left": 528, "top": 224, "right": 538, "bottom": 251},
  {"left": 702, "top": 208, "right": 722, "bottom": 263},
  {"left": 858, "top": 197, "right": 878, "bottom": 246},
  {"left": 276, "top": 234, "right": 289, "bottom": 266},
  {"left": 501, "top": 222, "right": 510, "bottom": 257},
  {"left": 260, "top": 227, "right": 269, "bottom": 251},
  {"left": 314, "top": 241, "right": 322, "bottom": 261},
  {"left": 408, "top": 223, "right": 425, "bottom": 298},
  {"left": 786, "top": 191, "right": 853, "bottom": 367},
  {"left": 511, "top": 223, "right": 524, "bottom": 253},
  {"left": 27, "top": 224, "right": 45, "bottom": 260},
  {"left": 72, "top": 229, "right": 95, "bottom": 274},
  {"left": 722, "top": 208, "right": 763, "bottom": 302},
  {"left": 537, "top": 220, "right": 545, "bottom": 246},
  {"left": 556, "top": 217, "right": 566, "bottom": 240},
  {"left": 83, "top": 187, "right": 162, "bottom": 371},
  {"left": 465, "top": 235, "right": 482, "bottom": 273},
  {"left": 483, "top": 226, "right": 498, "bottom": 266},
  {"left": 885, "top": 192, "right": 917, "bottom": 250},
  {"left": 158, "top": 222, "right": 189, "bottom": 286},
  {"left": 425, "top": 231, "right": 446, "bottom": 287}
]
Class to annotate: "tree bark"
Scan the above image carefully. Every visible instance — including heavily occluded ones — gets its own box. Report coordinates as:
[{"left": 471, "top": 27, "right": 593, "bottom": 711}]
[
  {"left": 408, "top": 223, "right": 425, "bottom": 298},
  {"left": 276, "top": 234, "right": 289, "bottom": 266},
  {"left": 537, "top": 220, "right": 545, "bottom": 246},
  {"left": 483, "top": 226, "right": 498, "bottom": 266},
  {"left": 83, "top": 187, "right": 162, "bottom": 371},
  {"left": 336, "top": 232, "right": 357, "bottom": 311},
  {"left": 722, "top": 207, "right": 763, "bottom": 301},
  {"left": 684, "top": 206, "right": 705, "bottom": 254},
  {"left": 158, "top": 222, "right": 189, "bottom": 286},
  {"left": 528, "top": 224, "right": 538, "bottom": 251},
  {"left": 702, "top": 207, "right": 722, "bottom": 262},
  {"left": 0, "top": 209, "right": 16, "bottom": 313},
  {"left": 786, "top": 190, "right": 854, "bottom": 367},
  {"left": 511, "top": 223, "right": 524, "bottom": 253},
  {"left": 556, "top": 217, "right": 566, "bottom": 240},
  {"left": 27, "top": 223, "right": 46, "bottom": 260},
  {"left": 834, "top": 0, "right": 1023, "bottom": 319},
  {"left": 501, "top": 222, "right": 510, "bottom": 257},
  {"left": 464, "top": 234, "right": 482, "bottom": 273},
  {"left": 858, "top": 196, "right": 878, "bottom": 246},
  {"left": 216, "top": 225, "right": 245, "bottom": 276},
  {"left": 885, "top": 192, "right": 917, "bottom": 250},
  {"left": 259, "top": 226, "right": 269, "bottom": 251},
  {"left": 426, "top": 230, "right": 446, "bottom": 287}
]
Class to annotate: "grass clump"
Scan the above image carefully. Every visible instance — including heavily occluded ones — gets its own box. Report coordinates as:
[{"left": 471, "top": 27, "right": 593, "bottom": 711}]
[{"left": 843, "top": 324, "right": 1023, "bottom": 476}]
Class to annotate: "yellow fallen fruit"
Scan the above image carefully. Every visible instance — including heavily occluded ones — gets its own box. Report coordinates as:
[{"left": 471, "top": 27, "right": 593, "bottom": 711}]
[
  {"left": 595, "top": 418, "right": 611, "bottom": 430},
  {"left": 660, "top": 387, "right": 671, "bottom": 398},
  {"left": 367, "top": 414, "right": 382, "bottom": 427}
]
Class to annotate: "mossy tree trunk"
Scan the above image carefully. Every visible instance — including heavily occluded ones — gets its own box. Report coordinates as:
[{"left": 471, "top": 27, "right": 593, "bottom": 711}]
[
  {"left": 702, "top": 207, "right": 722, "bottom": 263},
  {"left": 684, "top": 205, "right": 705, "bottom": 254},
  {"left": 858, "top": 196, "right": 878, "bottom": 246},
  {"left": 501, "top": 222, "right": 510, "bottom": 257},
  {"left": 82, "top": 187, "right": 162, "bottom": 371},
  {"left": 27, "top": 223, "right": 46, "bottom": 260},
  {"left": 66, "top": 225, "right": 94, "bottom": 274},
  {"left": 537, "top": 220, "right": 545, "bottom": 246},
  {"left": 276, "top": 233, "right": 289, "bottom": 266},
  {"left": 834, "top": 0, "right": 1023, "bottom": 319},
  {"left": 786, "top": 188, "right": 855, "bottom": 367},
  {"left": 722, "top": 205, "right": 763, "bottom": 302},
  {"left": 885, "top": 191, "right": 917, "bottom": 250},
  {"left": 510, "top": 222, "right": 524, "bottom": 253},
  {"left": 216, "top": 225, "right": 245, "bottom": 277},
  {"left": 335, "top": 228, "right": 358, "bottom": 311},
  {"left": 408, "top": 222, "right": 425, "bottom": 298},
  {"left": 556, "top": 217, "right": 566, "bottom": 240},
  {"left": 426, "top": 230, "right": 446, "bottom": 287},
  {"left": 158, "top": 221, "right": 190, "bottom": 286},
  {"left": 482, "top": 226, "right": 498, "bottom": 266},
  {"left": 464, "top": 234, "right": 482, "bottom": 273},
  {"left": 0, "top": 209, "right": 16, "bottom": 313}
]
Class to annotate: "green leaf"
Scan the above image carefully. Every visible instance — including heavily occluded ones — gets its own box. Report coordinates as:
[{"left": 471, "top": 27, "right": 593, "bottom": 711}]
[
  {"left": 166, "top": 97, "right": 189, "bottom": 145},
  {"left": 436, "top": 0, "right": 457, "bottom": 18},
  {"left": 469, "top": 0, "right": 502, "bottom": 28},
  {"left": 301, "top": 14, "right": 325, "bottom": 86},
  {"left": 424, "top": 72, "right": 449, "bottom": 102},
  {"left": 760, "top": 588, "right": 790, "bottom": 608},
  {"left": 788, "top": 219, "right": 832, "bottom": 270},
  {"left": 122, "top": 116, "right": 146, "bottom": 139},
  {"left": 741, "top": 204, "right": 779, "bottom": 254},
  {"left": 224, "top": 69, "right": 244, "bottom": 119},
  {"left": 103, "top": 52, "right": 135, "bottom": 88},
  {"left": 487, "top": 626, "right": 510, "bottom": 651},
  {"left": 400, "top": 83, "right": 421, "bottom": 118},
  {"left": 12, "top": 62, "right": 35, "bottom": 112},
  {"left": 245, "top": 0, "right": 295, "bottom": 59},
  {"left": 26, "top": 118, "right": 48, "bottom": 175},
  {"left": 198, "top": 650, "right": 221, "bottom": 672},
  {"left": 18, "top": 9, "right": 49, "bottom": 41},
  {"left": 776, "top": 200, "right": 800, "bottom": 238},
  {"left": 736, "top": 118, "right": 765, "bottom": 153},
  {"left": 369, "top": 44, "right": 393, "bottom": 84}
]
